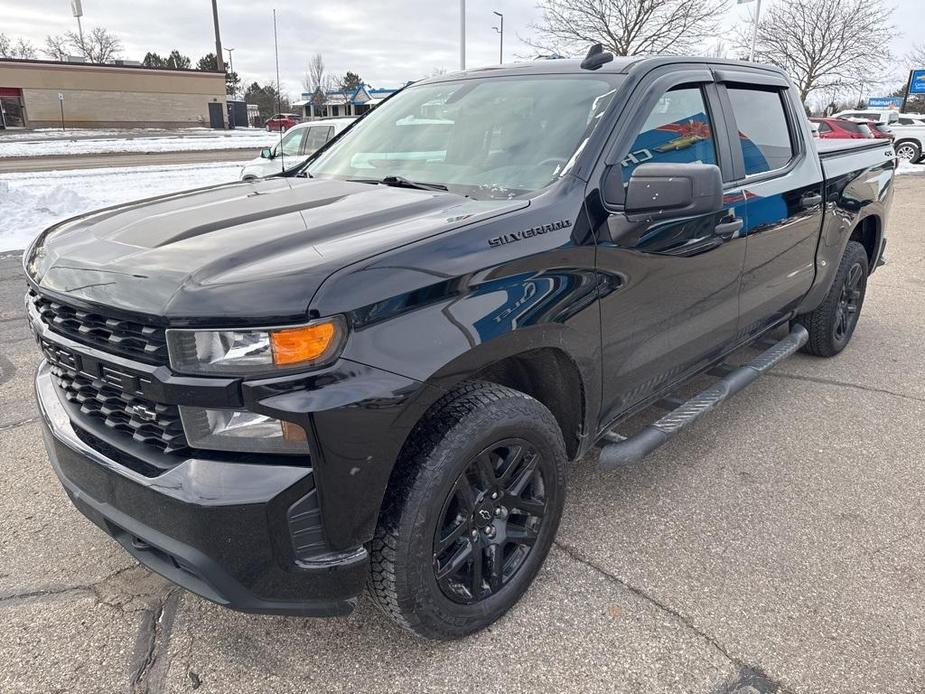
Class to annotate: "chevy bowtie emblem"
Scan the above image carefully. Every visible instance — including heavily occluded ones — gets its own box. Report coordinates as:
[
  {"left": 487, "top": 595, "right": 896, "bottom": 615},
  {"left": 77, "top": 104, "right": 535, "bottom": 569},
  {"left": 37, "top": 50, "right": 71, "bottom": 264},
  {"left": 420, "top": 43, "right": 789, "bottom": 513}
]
[
  {"left": 478, "top": 509, "right": 492, "bottom": 521},
  {"left": 130, "top": 403, "right": 157, "bottom": 423}
]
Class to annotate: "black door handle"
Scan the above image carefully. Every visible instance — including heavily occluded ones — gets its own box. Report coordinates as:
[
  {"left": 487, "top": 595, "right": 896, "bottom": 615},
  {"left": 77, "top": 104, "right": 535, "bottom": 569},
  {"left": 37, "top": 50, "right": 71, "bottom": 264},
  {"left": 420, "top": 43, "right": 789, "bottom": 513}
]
[
  {"left": 714, "top": 218, "right": 743, "bottom": 240},
  {"left": 801, "top": 193, "right": 823, "bottom": 208}
]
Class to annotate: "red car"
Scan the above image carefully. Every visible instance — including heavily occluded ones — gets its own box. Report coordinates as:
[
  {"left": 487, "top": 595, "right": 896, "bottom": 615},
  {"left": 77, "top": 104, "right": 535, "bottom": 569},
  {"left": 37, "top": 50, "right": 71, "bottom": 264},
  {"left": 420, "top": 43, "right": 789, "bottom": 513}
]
[
  {"left": 265, "top": 113, "right": 302, "bottom": 132},
  {"left": 810, "top": 117, "right": 873, "bottom": 140},
  {"left": 864, "top": 121, "right": 895, "bottom": 141}
]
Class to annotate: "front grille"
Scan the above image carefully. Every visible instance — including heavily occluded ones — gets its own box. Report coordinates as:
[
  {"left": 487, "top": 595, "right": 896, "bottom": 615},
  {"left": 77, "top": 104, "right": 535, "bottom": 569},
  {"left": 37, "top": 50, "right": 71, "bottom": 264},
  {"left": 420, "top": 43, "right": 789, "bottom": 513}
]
[
  {"left": 48, "top": 355, "right": 188, "bottom": 455},
  {"left": 29, "top": 290, "right": 168, "bottom": 365}
]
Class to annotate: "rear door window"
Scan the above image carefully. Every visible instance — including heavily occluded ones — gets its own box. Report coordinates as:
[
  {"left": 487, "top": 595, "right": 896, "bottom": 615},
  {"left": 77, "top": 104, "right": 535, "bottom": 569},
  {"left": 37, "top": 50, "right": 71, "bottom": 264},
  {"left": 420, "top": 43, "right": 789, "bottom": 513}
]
[
  {"left": 302, "top": 126, "right": 335, "bottom": 154},
  {"left": 727, "top": 87, "right": 795, "bottom": 175},
  {"left": 621, "top": 86, "right": 718, "bottom": 180}
]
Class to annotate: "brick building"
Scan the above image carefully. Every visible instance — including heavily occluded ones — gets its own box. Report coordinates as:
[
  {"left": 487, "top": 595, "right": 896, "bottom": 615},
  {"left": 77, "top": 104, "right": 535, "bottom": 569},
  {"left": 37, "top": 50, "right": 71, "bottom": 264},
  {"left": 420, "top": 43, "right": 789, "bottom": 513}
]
[{"left": 0, "top": 58, "right": 227, "bottom": 129}]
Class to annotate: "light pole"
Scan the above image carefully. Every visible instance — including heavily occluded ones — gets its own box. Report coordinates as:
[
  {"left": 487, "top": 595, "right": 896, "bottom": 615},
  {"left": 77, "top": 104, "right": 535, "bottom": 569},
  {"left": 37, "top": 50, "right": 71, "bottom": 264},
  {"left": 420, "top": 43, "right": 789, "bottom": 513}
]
[
  {"left": 225, "top": 47, "right": 236, "bottom": 128},
  {"left": 71, "top": 0, "right": 85, "bottom": 47},
  {"left": 211, "top": 0, "right": 225, "bottom": 73},
  {"left": 224, "top": 47, "right": 235, "bottom": 97},
  {"left": 459, "top": 0, "right": 466, "bottom": 71},
  {"left": 748, "top": 0, "right": 763, "bottom": 63},
  {"left": 492, "top": 11, "right": 504, "bottom": 64}
]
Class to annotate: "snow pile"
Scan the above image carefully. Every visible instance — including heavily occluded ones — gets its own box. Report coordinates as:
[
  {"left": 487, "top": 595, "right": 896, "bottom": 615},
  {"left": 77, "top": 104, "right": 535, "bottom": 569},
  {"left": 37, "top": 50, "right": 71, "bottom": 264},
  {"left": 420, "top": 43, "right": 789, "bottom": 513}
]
[
  {"left": 896, "top": 160, "right": 925, "bottom": 176},
  {"left": 0, "top": 161, "right": 245, "bottom": 252},
  {"left": 0, "top": 181, "right": 94, "bottom": 251}
]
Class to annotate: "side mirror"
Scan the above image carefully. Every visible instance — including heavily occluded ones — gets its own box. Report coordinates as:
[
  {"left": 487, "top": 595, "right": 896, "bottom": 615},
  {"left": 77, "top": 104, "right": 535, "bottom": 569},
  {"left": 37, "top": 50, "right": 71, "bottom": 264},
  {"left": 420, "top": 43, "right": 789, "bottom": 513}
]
[
  {"left": 624, "top": 163, "right": 723, "bottom": 222},
  {"left": 259, "top": 147, "right": 273, "bottom": 159}
]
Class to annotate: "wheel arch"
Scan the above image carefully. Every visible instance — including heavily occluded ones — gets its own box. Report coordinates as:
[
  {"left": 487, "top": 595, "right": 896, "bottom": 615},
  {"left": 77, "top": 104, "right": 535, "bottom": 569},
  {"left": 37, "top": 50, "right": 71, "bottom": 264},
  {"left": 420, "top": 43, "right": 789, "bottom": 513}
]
[
  {"left": 470, "top": 347, "right": 587, "bottom": 460},
  {"left": 849, "top": 213, "right": 881, "bottom": 271}
]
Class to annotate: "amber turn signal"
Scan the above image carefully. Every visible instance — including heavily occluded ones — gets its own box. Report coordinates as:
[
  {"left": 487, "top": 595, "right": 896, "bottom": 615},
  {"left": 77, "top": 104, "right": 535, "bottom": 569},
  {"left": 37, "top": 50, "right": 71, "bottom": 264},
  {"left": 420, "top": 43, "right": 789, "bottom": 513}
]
[{"left": 270, "top": 321, "right": 339, "bottom": 366}]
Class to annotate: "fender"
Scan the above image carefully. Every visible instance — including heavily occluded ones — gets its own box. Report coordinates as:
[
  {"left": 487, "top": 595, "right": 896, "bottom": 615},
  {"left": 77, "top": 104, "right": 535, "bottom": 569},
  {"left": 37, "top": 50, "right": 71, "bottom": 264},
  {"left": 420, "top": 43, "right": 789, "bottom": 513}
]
[{"left": 796, "top": 161, "right": 893, "bottom": 315}]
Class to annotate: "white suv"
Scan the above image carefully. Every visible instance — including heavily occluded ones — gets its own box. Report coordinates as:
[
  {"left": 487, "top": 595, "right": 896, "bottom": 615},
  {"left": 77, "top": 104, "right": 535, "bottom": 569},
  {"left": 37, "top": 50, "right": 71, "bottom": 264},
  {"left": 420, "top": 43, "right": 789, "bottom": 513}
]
[
  {"left": 833, "top": 110, "right": 899, "bottom": 125},
  {"left": 240, "top": 118, "right": 354, "bottom": 180}
]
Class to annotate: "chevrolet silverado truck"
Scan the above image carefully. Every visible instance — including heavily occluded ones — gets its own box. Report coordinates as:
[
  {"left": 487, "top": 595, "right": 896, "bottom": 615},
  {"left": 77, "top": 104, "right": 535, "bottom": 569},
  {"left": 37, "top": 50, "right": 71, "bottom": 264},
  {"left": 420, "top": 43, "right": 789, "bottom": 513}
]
[{"left": 24, "top": 52, "right": 894, "bottom": 640}]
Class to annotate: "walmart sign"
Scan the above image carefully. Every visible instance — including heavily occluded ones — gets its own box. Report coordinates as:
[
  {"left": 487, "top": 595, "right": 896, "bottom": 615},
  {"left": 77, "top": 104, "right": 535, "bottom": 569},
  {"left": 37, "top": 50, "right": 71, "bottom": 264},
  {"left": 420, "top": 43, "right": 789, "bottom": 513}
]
[{"left": 867, "top": 97, "right": 902, "bottom": 109}]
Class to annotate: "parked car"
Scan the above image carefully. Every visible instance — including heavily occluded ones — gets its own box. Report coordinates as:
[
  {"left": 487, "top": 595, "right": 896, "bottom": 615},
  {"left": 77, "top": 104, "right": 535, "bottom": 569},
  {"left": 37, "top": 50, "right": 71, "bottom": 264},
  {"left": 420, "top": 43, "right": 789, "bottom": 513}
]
[
  {"left": 866, "top": 122, "right": 895, "bottom": 140},
  {"left": 25, "top": 53, "right": 893, "bottom": 640},
  {"left": 897, "top": 113, "right": 925, "bottom": 126},
  {"left": 265, "top": 112, "right": 302, "bottom": 132},
  {"left": 833, "top": 109, "right": 899, "bottom": 125},
  {"left": 810, "top": 117, "right": 874, "bottom": 139},
  {"left": 241, "top": 118, "right": 354, "bottom": 180},
  {"left": 888, "top": 121, "right": 925, "bottom": 163}
]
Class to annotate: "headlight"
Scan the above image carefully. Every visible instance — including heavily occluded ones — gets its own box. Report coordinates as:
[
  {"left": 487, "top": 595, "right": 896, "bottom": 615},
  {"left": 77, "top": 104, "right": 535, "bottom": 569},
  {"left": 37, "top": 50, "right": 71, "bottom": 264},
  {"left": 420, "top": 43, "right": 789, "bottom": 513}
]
[
  {"left": 179, "top": 406, "right": 309, "bottom": 454},
  {"left": 166, "top": 316, "right": 346, "bottom": 375}
]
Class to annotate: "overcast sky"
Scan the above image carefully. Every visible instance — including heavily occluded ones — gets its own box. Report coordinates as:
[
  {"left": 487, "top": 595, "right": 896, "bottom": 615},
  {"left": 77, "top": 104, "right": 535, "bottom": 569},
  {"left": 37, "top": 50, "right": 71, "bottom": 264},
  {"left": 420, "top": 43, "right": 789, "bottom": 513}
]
[{"left": 1, "top": 0, "right": 922, "bottom": 98}]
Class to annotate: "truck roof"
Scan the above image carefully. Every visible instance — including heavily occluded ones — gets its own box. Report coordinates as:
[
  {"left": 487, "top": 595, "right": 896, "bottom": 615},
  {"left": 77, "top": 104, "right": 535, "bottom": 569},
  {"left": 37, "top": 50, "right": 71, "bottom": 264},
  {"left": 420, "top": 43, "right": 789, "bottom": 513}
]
[{"left": 421, "top": 56, "right": 789, "bottom": 83}]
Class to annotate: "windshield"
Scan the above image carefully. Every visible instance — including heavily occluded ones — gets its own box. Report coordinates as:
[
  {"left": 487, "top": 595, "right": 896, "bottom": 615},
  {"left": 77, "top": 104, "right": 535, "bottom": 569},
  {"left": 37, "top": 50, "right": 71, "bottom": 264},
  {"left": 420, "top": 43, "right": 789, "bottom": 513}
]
[{"left": 307, "top": 74, "right": 622, "bottom": 199}]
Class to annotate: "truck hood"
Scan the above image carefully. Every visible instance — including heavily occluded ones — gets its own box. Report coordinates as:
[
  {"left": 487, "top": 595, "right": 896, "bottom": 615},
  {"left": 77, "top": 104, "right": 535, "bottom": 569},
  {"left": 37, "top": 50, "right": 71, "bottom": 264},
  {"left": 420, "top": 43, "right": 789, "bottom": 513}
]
[{"left": 26, "top": 177, "right": 526, "bottom": 322}]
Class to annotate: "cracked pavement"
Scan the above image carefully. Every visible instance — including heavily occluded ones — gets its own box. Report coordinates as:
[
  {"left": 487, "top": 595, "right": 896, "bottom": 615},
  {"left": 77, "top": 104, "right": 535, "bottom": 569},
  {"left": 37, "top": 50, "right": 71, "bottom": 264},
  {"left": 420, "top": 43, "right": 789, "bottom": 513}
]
[{"left": 1, "top": 177, "right": 924, "bottom": 693}]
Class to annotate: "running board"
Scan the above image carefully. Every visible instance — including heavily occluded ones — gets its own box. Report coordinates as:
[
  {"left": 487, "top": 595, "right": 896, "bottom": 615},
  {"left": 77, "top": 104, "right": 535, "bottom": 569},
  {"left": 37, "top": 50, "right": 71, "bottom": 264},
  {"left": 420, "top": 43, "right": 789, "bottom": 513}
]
[{"left": 598, "top": 324, "right": 809, "bottom": 470}]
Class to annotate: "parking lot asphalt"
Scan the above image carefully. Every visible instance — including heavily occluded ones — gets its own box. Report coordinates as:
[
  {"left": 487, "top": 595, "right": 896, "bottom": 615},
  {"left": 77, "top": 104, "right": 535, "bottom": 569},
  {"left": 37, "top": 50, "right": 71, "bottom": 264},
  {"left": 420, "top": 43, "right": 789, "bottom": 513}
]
[{"left": 1, "top": 176, "right": 923, "bottom": 694}]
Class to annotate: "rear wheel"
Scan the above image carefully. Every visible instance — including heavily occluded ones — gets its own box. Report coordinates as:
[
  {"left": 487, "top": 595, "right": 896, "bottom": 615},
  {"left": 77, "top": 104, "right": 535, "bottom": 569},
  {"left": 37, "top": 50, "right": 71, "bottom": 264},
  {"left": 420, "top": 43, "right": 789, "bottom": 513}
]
[
  {"left": 796, "top": 240, "right": 868, "bottom": 357},
  {"left": 368, "top": 382, "right": 566, "bottom": 640},
  {"left": 895, "top": 140, "right": 921, "bottom": 164}
]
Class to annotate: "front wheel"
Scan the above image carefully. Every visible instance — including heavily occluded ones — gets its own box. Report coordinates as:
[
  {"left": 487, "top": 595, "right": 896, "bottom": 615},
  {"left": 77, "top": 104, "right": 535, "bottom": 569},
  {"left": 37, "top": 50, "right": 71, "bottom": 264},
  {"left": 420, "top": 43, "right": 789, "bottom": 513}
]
[
  {"left": 895, "top": 140, "right": 922, "bottom": 164},
  {"left": 796, "top": 240, "right": 868, "bottom": 357},
  {"left": 369, "top": 382, "right": 566, "bottom": 640}
]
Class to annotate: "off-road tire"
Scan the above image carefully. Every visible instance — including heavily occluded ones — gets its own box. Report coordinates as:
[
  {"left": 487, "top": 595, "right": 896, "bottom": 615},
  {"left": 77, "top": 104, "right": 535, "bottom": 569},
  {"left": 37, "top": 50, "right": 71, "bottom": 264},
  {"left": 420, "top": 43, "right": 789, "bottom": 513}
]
[
  {"left": 797, "top": 240, "right": 869, "bottom": 357},
  {"left": 368, "top": 382, "right": 567, "bottom": 640}
]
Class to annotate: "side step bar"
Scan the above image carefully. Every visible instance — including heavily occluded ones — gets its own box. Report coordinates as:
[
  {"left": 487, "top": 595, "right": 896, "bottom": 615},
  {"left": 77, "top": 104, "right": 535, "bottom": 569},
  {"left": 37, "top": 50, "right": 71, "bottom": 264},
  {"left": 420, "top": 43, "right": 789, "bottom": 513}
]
[{"left": 598, "top": 324, "right": 809, "bottom": 470}]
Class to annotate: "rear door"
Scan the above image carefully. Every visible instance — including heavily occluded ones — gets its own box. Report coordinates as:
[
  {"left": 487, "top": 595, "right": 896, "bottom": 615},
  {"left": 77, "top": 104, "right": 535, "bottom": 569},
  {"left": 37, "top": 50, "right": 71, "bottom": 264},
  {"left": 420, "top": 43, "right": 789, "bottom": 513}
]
[
  {"left": 593, "top": 67, "right": 749, "bottom": 424},
  {"left": 716, "top": 74, "right": 824, "bottom": 335}
]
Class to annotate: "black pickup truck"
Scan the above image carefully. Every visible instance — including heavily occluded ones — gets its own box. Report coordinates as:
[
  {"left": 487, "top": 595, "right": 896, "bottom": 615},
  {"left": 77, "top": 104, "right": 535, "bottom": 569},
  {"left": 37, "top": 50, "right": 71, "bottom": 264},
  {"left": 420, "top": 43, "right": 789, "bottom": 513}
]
[{"left": 24, "top": 53, "right": 894, "bottom": 640}]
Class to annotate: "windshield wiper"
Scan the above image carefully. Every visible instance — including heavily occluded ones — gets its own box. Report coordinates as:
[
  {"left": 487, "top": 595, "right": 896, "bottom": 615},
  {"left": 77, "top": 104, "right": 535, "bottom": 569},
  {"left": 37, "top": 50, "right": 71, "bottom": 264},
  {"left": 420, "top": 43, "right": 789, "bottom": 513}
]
[{"left": 348, "top": 176, "right": 447, "bottom": 192}]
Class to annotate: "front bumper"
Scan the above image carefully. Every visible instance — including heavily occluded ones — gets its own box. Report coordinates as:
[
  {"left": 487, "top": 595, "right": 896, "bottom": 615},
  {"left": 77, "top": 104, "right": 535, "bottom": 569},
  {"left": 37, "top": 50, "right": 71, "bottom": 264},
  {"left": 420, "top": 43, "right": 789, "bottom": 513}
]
[{"left": 35, "top": 362, "right": 367, "bottom": 616}]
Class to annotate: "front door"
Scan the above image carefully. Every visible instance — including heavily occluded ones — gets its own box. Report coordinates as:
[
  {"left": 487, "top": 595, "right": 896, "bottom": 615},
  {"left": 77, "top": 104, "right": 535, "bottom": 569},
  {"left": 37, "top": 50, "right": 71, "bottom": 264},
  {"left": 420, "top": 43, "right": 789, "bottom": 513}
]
[{"left": 594, "top": 82, "right": 748, "bottom": 426}]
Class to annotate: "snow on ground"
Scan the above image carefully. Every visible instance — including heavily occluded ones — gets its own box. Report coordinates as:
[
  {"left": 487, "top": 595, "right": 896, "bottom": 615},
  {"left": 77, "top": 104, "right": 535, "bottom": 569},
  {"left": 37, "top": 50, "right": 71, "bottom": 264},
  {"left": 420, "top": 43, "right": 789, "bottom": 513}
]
[
  {"left": 896, "top": 160, "right": 925, "bottom": 175},
  {"left": 0, "top": 160, "right": 246, "bottom": 252},
  {"left": 0, "top": 128, "right": 277, "bottom": 158}
]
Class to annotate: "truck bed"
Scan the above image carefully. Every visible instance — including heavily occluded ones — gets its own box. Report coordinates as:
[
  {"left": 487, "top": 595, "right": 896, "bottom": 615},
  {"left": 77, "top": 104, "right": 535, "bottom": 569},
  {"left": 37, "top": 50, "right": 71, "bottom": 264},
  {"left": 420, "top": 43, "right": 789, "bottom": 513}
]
[{"left": 815, "top": 138, "right": 894, "bottom": 178}]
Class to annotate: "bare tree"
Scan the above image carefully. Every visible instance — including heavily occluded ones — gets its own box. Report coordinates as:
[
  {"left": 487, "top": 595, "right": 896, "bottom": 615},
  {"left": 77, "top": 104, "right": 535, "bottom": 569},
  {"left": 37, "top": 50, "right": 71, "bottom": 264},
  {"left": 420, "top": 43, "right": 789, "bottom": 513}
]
[
  {"left": 908, "top": 44, "right": 925, "bottom": 70},
  {"left": 44, "top": 26, "right": 122, "bottom": 64},
  {"left": 741, "top": 0, "right": 893, "bottom": 103},
  {"left": 44, "top": 34, "right": 70, "bottom": 61},
  {"left": 524, "top": 0, "right": 728, "bottom": 57},
  {"left": 0, "top": 33, "right": 37, "bottom": 59},
  {"left": 304, "top": 53, "right": 326, "bottom": 92},
  {"left": 78, "top": 27, "right": 123, "bottom": 63}
]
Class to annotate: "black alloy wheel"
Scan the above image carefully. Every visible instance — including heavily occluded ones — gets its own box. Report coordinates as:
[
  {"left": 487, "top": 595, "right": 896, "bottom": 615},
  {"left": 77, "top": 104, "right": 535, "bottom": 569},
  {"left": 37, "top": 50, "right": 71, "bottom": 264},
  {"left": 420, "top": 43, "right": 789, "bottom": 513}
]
[
  {"left": 368, "top": 382, "right": 566, "bottom": 639},
  {"left": 797, "top": 240, "right": 868, "bottom": 357},
  {"left": 433, "top": 439, "right": 547, "bottom": 604},
  {"left": 834, "top": 261, "right": 864, "bottom": 344}
]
